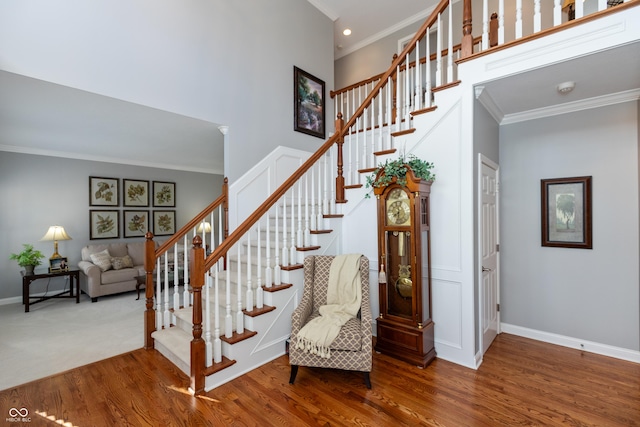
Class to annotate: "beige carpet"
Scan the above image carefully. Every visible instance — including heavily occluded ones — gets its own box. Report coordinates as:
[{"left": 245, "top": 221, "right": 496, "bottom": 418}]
[{"left": 0, "top": 291, "right": 144, "bottom": 391}]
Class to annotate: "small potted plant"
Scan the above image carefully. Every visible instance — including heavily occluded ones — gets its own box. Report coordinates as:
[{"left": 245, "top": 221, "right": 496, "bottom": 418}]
[
  {"left": 10, "top": 244, "right": 45, "bottom": 275},
  {"left": 365, "top": 154, "right": 436, "bottom": 197}
]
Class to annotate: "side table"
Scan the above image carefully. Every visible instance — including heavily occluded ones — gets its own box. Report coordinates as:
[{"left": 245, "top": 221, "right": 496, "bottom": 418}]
[{"left": 22, "top": 269, "right": 80, "bottom": 313}]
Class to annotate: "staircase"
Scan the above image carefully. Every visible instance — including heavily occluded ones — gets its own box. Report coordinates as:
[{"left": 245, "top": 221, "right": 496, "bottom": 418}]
[{"left": 141, "top": 0, "right": 639, "bottom": 394}]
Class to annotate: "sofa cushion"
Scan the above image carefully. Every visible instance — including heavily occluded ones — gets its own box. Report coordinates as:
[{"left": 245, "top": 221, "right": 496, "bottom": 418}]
[
  {"left": 90, "top": 249, "right": 112, "bottom": 272},
  {"left": 111, "top": 255, "right": 134, "bottom": 270},
  {"left": 101, "top": 268, "right": 138, "bottom": 285},
  {"left": 126, "top": 242, "right": 146, "bottom": 266},
  {"left": 82, "top": 243, "right": 128, "bottom": 262}
]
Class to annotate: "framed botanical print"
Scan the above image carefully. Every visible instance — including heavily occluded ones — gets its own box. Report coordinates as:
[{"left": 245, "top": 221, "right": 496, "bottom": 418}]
[
  {"left": 153, "top": 181, "right": 176, "bottom": 207},
  {"left": 89, "top": 177, "right": 119, "bottom": 206},
  {"left": 90, "top": 210, "right": 120, "bottom": 239},
  {"left": 124, "top": 210, "right": 149, "bottom": 238},
  {"left": 541, "top": 176, "right": 592, "bottom": 249},
  {"left": 153, "top": 210, "right": 176, "bottom": 236},
  {"left": 123, "top": 179, "right": 150, "bottom": 207}
]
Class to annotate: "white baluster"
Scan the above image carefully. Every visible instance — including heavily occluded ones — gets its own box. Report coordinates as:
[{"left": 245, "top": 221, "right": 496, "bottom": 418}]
[
  {"left": 448, "top": 4, "right": 453, "bottom": 83},
  {"left": 534, "top": 0, "right": 541, "bottom": 33},
  {"left": 265, "top": 211, "right": 272, "bottom": 288},
  {"left": 498, "top": 0, "right": 505, "bottom": 45},
  {"left": 597, "top": 0, "right": 606, "bottom": 12},
  {"left": 304, "top": 175, "right": 310, "bottom": 247},
  {"left": 386, "top": 78, "right": 392, "bottom": 148},
  {"left": 281, "top": 193, "right": 288, "bottom": 266},
  {"left": 377, "top": 83, "right": 383, "bottom": 151},
  {"left": 290, "top": 187, "right": 296, "bottom": 265},
  {"left": 246, "top": 232, "right": 253, "bottom": 312},
  {"left": 274, "top": 203, "right": 282, "bottom": 286},
  {"left": 575, "top": 0, "right": 584, "bottom": 19},
  {"left": 256, "top": 221, "right": 263, "bottom": 309},
  {"left": 416, "top": 39, "right": 422, "bottom": 110},
  {"left": 354, "top": 85, "right": 361, "bottom": 183},
  {"left": 213, "top": 267, "right": 222, "bottom": 363},
  {"left": 426, "top": 29, "right": 432, "bottom": 107},
  {"left": 405, "top": 53, "right": 411, "bottom": 124},
  {"left": 236, "top": 245, "right": 244, "bottom": 334},
  {"left": 225, "top": 251, "right": 232, "bottom": 338},
  {"left": 515, "top": 0, "right": 523, "bottom": 39},
  {"left": 317, "top": 161, "right": 324, "bottom": 231},
  {"left": 156, "top": 258, "right": 162, "bottom": 329},
  {"left": 205, "top": 272, "right": 212, "bottom": 367},
  {"left": 396, "top": 64, "right": 401, "bottom": 131},
  {"left": 173, "top": 243, "right": 180, "bottom": 317},
  {"left": 554, "top": 0, "right": 562, "bottom": 26},
  {"left": 482, "top": 0, "right": 489, "bottom": 50},
  {"left": 329, "top": 147, "right": 336, "bottom": 216},
  {"left": 163, "top": 253, "right": 170, "bottom": 328},
  {"left": 183, "top": 234, "right": 190, "bottom": 307},
  {"left": 296, "top": 181, "right": 303, "bottom": 248}
]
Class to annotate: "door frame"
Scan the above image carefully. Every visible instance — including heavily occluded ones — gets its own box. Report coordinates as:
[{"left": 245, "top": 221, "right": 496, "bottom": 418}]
[{"left": 477, "top": 153, "right": 501, "bottom": 357}]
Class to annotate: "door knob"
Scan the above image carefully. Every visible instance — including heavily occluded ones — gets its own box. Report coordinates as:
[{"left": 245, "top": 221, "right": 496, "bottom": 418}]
[{"left": 482, "top": 267, "right": 492, "bottom": 272}]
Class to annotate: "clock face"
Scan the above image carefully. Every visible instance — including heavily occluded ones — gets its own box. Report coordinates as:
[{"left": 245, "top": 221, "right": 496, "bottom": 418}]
[{"left": 386, "top": 189, "right": 411, "bottom": 226}]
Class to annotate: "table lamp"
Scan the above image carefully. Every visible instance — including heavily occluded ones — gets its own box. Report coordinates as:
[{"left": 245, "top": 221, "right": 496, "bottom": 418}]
[{"left": 41, "top": 226, "right": 72, "bottom": 259}]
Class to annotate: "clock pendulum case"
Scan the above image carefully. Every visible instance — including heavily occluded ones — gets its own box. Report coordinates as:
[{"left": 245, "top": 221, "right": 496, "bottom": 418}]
[{"left": 373, "top": 167, "right": 436, "bottom": 368}]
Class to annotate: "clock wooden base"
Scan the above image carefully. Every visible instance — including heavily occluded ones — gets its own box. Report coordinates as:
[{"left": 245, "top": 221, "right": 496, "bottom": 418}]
[{"left": 374, "top": 317, "right": 436, "bottom": 368}]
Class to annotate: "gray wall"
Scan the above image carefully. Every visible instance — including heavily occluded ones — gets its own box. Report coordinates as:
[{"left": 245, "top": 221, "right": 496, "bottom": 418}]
[
  {"left": 0, "top": 0, "right": 335, "bottom": 183},
  {"left": 0, "top": 151, "right": 223, "bottom": 300},
  {"left": 499, "top": 101, "right": 640, "bottom": 351}
]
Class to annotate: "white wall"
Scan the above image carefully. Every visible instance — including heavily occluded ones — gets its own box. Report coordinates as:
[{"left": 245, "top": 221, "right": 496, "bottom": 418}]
[
  {"left": 499, "top": 102, "right": 640, "bottom": 351},
  {"left": 0, "top": 0, "right": 335, "bottom": 183},
  {"left": 0, "top": 152, "right": 223, "bottom": 301}
]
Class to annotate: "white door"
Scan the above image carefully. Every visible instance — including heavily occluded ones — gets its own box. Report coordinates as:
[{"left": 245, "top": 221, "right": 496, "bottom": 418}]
[{"left": 480, "top": 156, "right": 499, "bottom": 354}]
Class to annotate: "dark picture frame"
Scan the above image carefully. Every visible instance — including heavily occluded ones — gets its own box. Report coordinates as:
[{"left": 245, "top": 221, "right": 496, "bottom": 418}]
[
  {"left": 124, "top": 210, "right": 149, "bottom": 238},
  {"left": 153, "top": 210, "right": 176, "bottom": 236},
  {"left": 153, "top": 181, "right": 176, "bottom": 207},
  {"left": 89, "top": 176, "right": 119, "bottom": 206},
  {"left": 123, "top": 179, "right": 150, "bottom": 207},
  {"left": 294, "top": 66, "right": 325, "bottom": 139},
  {"left": 90, "top": 210, "right": 120, "bottom": 240},
  {"left": 541, "top": 176, "right": 592, "bottom": 249}
]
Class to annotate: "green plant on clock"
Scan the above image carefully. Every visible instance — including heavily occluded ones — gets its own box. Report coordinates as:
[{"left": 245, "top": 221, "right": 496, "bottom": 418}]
[{"left": 365, "top": 154, "right": 435, "bottom": 197}]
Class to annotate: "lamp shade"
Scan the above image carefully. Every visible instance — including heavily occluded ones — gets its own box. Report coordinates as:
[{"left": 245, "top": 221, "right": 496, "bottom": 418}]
[
  {"left": 41, "top": 226, "right": 72, "bottom": 242},
  {"left": 197, "top": 222, "right": 212, "bottom": 233}
]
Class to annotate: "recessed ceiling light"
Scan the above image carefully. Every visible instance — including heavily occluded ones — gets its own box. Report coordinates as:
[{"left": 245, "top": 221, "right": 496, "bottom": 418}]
[
  {"left": 557, "top": 81, "right": 575, "bottom": 94},
  {"left": 343, "top": 28, "right": 352, "bottom": 36}
]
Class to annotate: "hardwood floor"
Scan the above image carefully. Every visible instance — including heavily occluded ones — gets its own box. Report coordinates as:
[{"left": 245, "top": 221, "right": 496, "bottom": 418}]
[{"left": 1, "top": 333, "right": 638, "bottom": 426}]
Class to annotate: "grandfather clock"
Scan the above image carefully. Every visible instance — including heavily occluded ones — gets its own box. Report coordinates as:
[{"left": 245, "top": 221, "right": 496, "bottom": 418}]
[{"left": 374, "top": 166, "right": 435, "bottom": 368}]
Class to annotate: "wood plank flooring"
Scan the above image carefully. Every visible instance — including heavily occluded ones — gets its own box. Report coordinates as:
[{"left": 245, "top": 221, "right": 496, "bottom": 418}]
[{"left": 1, "top": 333, "right": 638, "bottom": 426}]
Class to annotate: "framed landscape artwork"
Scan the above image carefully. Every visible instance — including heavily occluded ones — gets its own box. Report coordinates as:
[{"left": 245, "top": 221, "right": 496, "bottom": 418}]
[
  {"left": 541, "top": 176, "right": 592, "bottom": 249},
  {"left": 89, "top": 177, "right": 119, "bottom": 206},
  {"left": 153, "top": 210, "right": 176, "bottom": 236},
  {"left": 294, "top": 66, "right": 325, "bottom": 139},
  {"left": 153, "top": 181, "right": 176, "bottom": 207},
  {"left": 90, "top": 210, "right": 120, "bottom": 240},
  {"left": 123, "top": 179, "right": 150, "bottom": 207},
  {"left": 124, "top": 210, "right": 149, "bottom": 238}
]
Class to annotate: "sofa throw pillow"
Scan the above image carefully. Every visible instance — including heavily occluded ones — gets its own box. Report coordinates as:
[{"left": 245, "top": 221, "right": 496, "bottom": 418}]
[
  {"left": 90, "top": 249, "right": 112, "bottom": 272},
  {"left": 111, "top": 255, "right": 134, "bottom": 270}
]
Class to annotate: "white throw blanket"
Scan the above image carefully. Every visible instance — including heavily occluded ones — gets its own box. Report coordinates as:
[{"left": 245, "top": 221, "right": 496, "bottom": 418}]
[{"left": 296, "top": 254, "right": 362, "bottom": 359}]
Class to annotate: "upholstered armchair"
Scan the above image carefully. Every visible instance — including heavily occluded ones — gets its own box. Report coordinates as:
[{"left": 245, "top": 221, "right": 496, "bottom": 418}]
[{"left": 289, "top": 255, "right": 372, "bottom": 388}]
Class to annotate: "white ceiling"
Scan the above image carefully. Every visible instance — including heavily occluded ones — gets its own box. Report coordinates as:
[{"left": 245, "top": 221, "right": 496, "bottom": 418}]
[
  {"left": 0, "top": 70, "right": 224, "bottom": 175},
  {"left": 309, "top": 0, "right": 434, "bottom": 59}
]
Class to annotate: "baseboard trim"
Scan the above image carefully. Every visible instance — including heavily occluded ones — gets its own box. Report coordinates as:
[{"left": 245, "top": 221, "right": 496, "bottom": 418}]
[
  {"left": 0, "top": 296, "right": 22, "bottom": 306},
  {"left": 501, "top": 323, "right": 640, "bottom": 364}
]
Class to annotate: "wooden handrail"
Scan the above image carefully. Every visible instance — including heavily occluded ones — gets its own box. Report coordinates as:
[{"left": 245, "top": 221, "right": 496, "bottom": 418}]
[{"left": 331, "top": 34, "right": 482, "bottom": 99}]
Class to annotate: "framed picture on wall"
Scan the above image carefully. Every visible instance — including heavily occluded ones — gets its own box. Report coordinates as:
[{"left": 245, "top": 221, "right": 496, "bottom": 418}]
[
  {"left": 89, "top": 177, "right": 119, "bottom": 206},
  {"left": 90, "top": 210, "right": 120, "bottom": 239},
  {"left": 124, "top": 210, "right": 149, "bottom": 238},
  {"left": 541, "top": 176, "right": 592, "bottom": 249},
  {"left": 153, "top": 181, "right": 176, "bottom": 207},
  {"left": 294, "top": 66, "right": 325, "bottom": 139},
  {"left": 153, "top": 210, "right": 176, "bottom": 236},
  {"left": 123, "top": 179, "right": 150, "bottom": 207}
]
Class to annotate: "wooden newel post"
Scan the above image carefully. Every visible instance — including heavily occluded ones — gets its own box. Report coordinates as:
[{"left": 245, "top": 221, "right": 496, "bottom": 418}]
[
  {"left": 461, "top": 0, "right": 473, "bottom": 57},
  {"left": 335, "top": 113, "right": 346, "bottom": 203},
  {"left": 144, "top": 232, "right": 156, "bottom": 349},
  {"left": 189, "top": 235, "right": 206, "bottom": 395}
]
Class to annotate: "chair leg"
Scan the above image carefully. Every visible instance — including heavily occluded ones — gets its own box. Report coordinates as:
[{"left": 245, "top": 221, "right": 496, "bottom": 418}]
[
  {"left": 363, "top": 372, "right": 371, "bottom": 389},
  {"left": 289, "top": 365, "right": 299, "bottom": 384}
]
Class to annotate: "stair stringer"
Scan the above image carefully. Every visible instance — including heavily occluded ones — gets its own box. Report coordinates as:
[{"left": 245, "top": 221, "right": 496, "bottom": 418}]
[{"left": 205, "top": 269, "right": 303, "bottom": 391}]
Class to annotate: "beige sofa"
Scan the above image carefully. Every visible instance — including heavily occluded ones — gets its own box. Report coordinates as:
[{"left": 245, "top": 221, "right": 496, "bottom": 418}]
[{"left": 78, "top": 242, "right": 150, "bottom": 302}]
